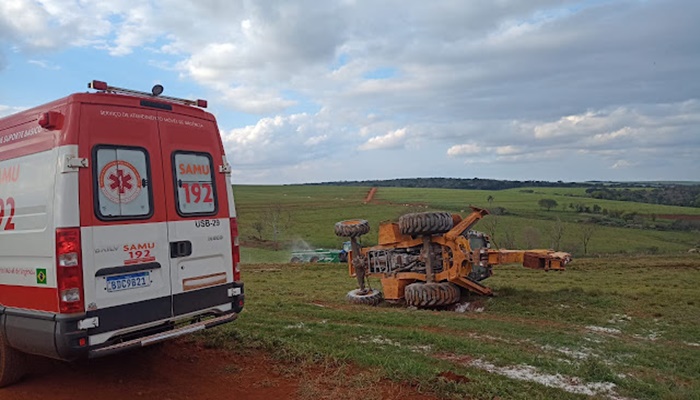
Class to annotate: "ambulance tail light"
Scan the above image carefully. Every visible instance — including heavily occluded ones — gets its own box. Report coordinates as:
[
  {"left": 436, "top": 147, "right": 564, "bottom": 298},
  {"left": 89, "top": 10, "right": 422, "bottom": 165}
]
[
  {"left": 38, "top": 111, "right": 62, "bottom": 129},
  {"left": 56, "top": 228, "right": 85, "bottom": 314},
  {"left": 230, "top": 218, "right": 241, "bottom": 282}
]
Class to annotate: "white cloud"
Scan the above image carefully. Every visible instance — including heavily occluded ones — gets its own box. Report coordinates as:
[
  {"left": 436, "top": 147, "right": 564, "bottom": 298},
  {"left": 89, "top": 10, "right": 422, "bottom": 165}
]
[
  {"left": 443, "top": 101, "right": 699, "bottom": 173},
  {"left": 28, "top": 59, "right": 60, "bottom": 70},
  {"left": 219, "top": 85, "right": 297, "bottom": 114},
  {"left": 222, "top": 110, "right": 363, "bottom": 171},
  {"left": 495, "top": 145, "right": 521, "bottom": 155},
  {"left": 359, "top": 128, "right": 408, "bottom": 151},
  {"left": 0, "top": 105, "right": 25, "bottom": 118},
  {"left": 0, "top": 1, "right": 56, "bottom": 48},
  {"left": 447, "top": 143, "right": 482, "bottom": 157},
  {"left": 526, "top": 102, "right": 700, "bottom": 154},
  {"left": 586, "top": 127, "right": 636, "bottom": 145},
  {"left": 0, "top": 0, "right": 113, "bottom": 50},
  {"left": 533, "top": 111, "right": 604, "bottom": 139},
  {"left": 612, "top": 160, "right": 638, "bottom": 169},
  {"left": 107, "top": 5, "right": 160, "bottom": 56},
  {"left": 304, "top": 135, "right": 328, "bottom": 146}
]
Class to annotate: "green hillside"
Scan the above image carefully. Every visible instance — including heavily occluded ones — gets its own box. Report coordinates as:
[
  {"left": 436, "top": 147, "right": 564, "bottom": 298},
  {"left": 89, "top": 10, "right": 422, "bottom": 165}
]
[{"left": 232, "top": 185, "right": 699, "bottom": 263}]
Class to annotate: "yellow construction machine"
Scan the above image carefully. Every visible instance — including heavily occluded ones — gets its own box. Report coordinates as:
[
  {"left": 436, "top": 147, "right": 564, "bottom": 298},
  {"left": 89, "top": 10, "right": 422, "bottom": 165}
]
[{"left": 334, "top": 207, "right": 571, "bottom": 307}]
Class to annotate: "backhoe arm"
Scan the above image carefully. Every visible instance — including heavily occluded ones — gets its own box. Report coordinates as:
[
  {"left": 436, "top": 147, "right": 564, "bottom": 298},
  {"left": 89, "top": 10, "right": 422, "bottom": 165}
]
[
  {"left": 445, "top": 206, "right": 490, "bottom": 241},
  {"left": 486, "top": 249, "right": 571, "bottom": 271}
]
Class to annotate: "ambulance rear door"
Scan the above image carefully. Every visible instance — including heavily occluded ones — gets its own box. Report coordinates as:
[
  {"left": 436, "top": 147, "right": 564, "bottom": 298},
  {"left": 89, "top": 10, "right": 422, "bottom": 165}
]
[
  {"left": 156, "top": 111, "right": 234, "bottom": 317},
  {"left": 78, "top": 104, "right": 174, "bottom": 343}
]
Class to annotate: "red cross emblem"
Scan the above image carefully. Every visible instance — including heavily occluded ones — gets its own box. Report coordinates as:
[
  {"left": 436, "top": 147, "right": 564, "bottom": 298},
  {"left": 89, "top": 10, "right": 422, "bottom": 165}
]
[
  {"left": 99, "top": 161, "right": 142, "bottom": 204},
  {"left": 109, "top": 169, "right": 134, "bottom": 193}
]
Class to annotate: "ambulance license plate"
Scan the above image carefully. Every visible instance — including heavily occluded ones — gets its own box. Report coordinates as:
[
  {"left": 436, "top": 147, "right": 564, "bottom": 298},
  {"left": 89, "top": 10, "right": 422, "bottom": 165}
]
[{"left": 106, "top": 272, "right": 151, "bottom": 292}]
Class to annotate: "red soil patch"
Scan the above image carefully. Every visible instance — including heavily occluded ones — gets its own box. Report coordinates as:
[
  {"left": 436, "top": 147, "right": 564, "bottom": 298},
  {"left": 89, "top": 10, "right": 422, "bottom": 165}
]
[
  {"left": 3, "top": 339, "right": 438, "bottom": 400},
  {"left": 438, "top": 370, "right": 471, "bottom": 384},
  {"left": 364, "top": 187, "right": 378, "bottom": 203}
]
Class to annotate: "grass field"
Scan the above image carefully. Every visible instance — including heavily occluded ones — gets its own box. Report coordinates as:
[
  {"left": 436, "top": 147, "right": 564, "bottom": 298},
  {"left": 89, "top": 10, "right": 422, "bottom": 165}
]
[
  {"left": 203, "top": 255, "right": 700, "bottom": 399},
  {"left": 233, "top": 185, "right": 700, "bottom": 261},
  {"left": 202, "top": 185, "right": 700, "bottom": 399}
]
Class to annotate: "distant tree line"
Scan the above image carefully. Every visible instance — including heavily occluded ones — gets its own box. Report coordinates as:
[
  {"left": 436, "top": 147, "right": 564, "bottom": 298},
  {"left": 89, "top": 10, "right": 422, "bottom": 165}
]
[
  {"left": 584, "top": 186, "right": 700, "bottom": 208},
  {"left": 307, "top": 177, "right": 585, "bottom": 191}
]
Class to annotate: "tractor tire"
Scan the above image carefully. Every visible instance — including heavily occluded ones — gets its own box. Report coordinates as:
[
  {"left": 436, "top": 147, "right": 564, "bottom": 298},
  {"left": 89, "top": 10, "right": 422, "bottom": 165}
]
[
  {"left": 309, "top": 256, "right": 319, "bottom": 263},
  {"left": 290, "top": 257, "right": 301, "bottom": 263},
  {"left": 346, "top": 289, "right": 383, "bottom": 306},
  {"left": 404, "top": 282, "right": 460, "bottom": 308},
  {"left": 0, "top": 334, "right": 27, "bottom": 388},
  {"left": 398, "top": 212, "right": 453, "bottom": 236},
  {"left": 334, "top": 219, "right": 370, "bottom": 237}
]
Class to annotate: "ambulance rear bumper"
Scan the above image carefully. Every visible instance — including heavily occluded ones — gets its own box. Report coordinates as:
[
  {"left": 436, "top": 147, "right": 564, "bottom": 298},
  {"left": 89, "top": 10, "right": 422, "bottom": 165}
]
[
  {"left": 0, "top": 282, "right": 244, "bottom": 361},
  {"left": 88, "top": 312, "right": 237, "bottom": 358},
  {"left": 0, "top": 307, "right": 240, "bottom": 361}
]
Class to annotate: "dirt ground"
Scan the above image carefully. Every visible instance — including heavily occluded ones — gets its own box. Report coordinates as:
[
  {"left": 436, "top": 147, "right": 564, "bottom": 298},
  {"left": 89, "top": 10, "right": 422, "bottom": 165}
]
[
  {"left": 364, "top": 187, "right": 377, "bottom": 203},
  {"left": 3, "top": 339, "right": 439, "bottom": 400}
]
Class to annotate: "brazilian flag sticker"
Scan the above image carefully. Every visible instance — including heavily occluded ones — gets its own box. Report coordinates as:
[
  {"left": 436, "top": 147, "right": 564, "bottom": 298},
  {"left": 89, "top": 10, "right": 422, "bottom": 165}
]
[{"left": 36, "top": 268, "right": 47, "bottom": 285}]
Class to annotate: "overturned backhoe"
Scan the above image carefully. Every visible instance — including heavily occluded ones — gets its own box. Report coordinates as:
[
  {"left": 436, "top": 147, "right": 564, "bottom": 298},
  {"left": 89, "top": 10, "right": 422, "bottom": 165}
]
[{"left": 334, "top": 207, "right": 571, "bottom": 307}]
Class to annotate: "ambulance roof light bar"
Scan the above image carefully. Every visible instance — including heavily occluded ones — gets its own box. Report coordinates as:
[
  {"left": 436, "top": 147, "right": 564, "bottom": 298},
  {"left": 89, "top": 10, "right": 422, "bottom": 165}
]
[{"left": 88, "top": 80, "right": 207, "bottom": 108}]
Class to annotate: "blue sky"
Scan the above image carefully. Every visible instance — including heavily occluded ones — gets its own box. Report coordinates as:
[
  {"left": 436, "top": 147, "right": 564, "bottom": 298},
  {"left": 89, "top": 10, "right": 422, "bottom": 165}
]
[{"left": 1, "top": 0, "right": 698, "bottom": 184}]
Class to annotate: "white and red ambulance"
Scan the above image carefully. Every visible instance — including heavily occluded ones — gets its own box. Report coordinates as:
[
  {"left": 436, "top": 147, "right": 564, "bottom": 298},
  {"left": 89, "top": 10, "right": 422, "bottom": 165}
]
[{"left": 0, "top": 80, "right": 244, "bottom": 386}]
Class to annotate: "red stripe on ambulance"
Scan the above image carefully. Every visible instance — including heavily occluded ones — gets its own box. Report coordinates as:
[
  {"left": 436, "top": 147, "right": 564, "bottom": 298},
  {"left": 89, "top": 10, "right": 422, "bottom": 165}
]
[{"left": 0, "top": 284, "right": 59, "bottom": 312}]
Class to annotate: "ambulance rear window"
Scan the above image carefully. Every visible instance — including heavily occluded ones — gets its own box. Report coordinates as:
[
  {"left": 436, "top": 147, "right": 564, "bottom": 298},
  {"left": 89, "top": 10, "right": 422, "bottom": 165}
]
[
  {"left": 94, "top": 146, "right": 153, "bottom": 220},
  {"left": 173, "top": 152, "right": 217, "bottom": 216}
]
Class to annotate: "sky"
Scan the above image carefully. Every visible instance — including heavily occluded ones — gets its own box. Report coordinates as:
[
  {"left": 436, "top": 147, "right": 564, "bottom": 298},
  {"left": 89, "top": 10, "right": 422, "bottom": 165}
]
[{"left": 1, "top": 0, "right": 698, "bottom": 184}]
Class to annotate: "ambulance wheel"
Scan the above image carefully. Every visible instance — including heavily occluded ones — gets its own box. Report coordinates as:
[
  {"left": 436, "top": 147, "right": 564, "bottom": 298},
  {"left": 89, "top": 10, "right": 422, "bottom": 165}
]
[
  {"left": 334, "top": 219, "right": 370, "bottom": 237},
  {"left": 399, "top": 212, "right": 454, "bottom": 236},
  {"left": 404, "top": 282, "right": 460, "bottom": 308},
  {"left": 346, "top": 289, "right": 383, "bottom": 306},
  {"left": 0, "top": 334, "right": 27, "bottom": 387}
]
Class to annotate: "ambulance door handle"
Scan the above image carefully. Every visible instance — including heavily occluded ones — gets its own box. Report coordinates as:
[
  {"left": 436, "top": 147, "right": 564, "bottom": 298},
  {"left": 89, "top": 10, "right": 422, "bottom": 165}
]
[{"left": 170, "top": 241, "right": 192, "bottom": 258}]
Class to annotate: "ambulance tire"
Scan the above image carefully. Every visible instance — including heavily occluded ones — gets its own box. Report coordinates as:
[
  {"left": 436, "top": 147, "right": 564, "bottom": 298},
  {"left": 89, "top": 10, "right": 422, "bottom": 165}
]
[{"left": 0, "top": 334, "right": 27, "bottom": 387}]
